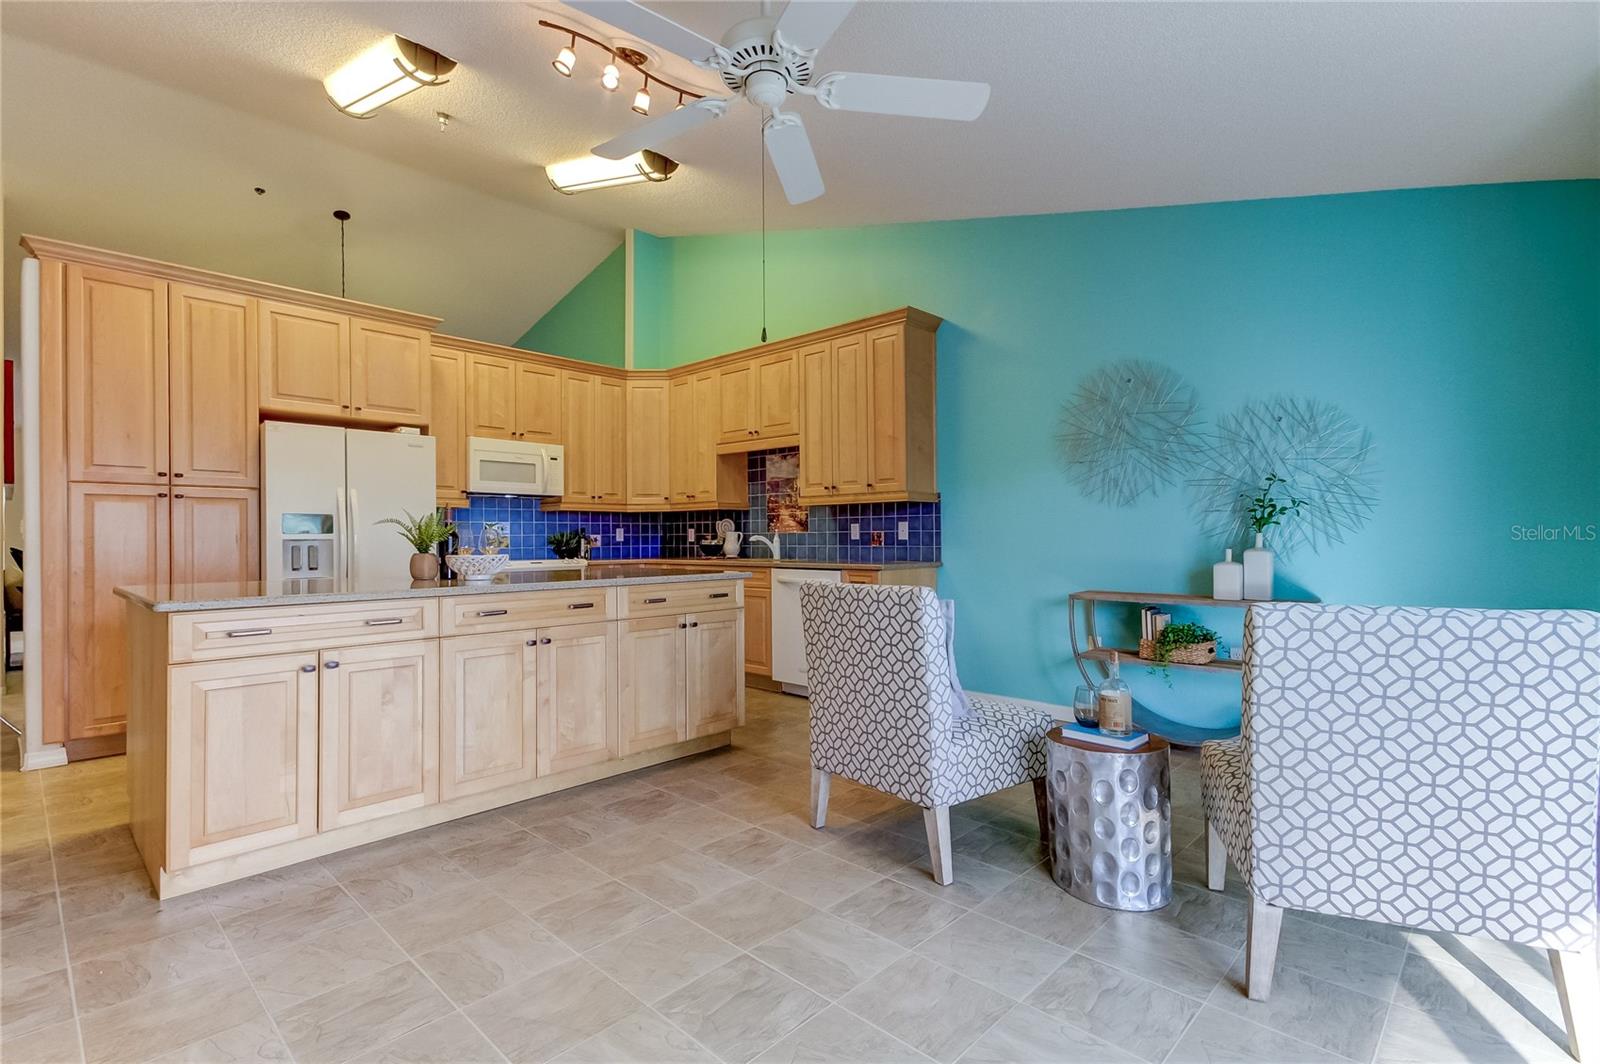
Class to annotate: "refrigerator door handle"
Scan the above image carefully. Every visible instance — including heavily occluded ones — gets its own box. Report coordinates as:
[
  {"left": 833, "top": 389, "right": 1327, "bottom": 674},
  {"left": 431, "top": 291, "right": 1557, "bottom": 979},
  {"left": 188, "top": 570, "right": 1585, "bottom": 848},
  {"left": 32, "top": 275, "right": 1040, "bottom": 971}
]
[
  {"left": 335, "top": 486, "right": 348, "bottom": 582},
  {"left": 349, "top": 487, "right": 361, "bottom": 584}
]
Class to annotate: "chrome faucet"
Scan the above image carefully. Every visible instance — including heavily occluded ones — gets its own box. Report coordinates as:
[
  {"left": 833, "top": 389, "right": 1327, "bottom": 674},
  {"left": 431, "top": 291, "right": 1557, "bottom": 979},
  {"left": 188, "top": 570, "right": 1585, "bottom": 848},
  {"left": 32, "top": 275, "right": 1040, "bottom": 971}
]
[{"left": 747, "top": 534, "right": 781, "bottom": 561}]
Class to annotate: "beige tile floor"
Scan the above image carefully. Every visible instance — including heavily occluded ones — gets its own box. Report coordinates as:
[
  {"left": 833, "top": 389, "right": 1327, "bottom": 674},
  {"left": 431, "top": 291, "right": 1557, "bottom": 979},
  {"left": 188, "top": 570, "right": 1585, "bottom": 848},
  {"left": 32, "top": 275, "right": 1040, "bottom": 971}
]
[{"left": 0, "top": 684, "right": 1585, "bottom": 1064}]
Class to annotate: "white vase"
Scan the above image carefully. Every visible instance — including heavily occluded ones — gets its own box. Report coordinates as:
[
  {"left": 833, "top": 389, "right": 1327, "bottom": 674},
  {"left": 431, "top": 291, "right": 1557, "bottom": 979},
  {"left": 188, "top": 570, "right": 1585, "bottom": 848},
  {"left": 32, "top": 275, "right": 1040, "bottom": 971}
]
[
  {"left": 1242, "top": 533, "right": 1273, "bottom": 600},
  {"left": 1212, "top": 548, "right": 1244, "bottom": 600}
]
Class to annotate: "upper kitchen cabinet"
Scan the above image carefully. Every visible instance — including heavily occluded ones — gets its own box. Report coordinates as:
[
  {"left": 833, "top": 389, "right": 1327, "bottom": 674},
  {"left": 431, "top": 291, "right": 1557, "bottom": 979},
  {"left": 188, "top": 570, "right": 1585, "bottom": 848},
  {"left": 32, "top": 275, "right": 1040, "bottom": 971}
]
[
  {"left": 559, "top": 370, "right": 626, "bottom": 506},
  {"left": 671, "top": 371, "right": 746, "bottom": 509},
  {"left": 716, "top": 350, "right": 800, "bottom": 449},
  {"left": 66, "top": 264, "right": 169, "bottom": 484},
  {"left": 515, "top": 362, "right": 563, "bottom": 442},
  {"left": 626, "top": 378, "right": 671, "bottom": 507},
  {"left": 261, "top": 305, "right": 432, "bottom": 427},
  {"left": 462, "top": 349, "right": 562, "bottom": 443},
  {"left": 429, "top": 346, "right": 467, "bottom": 507},
  {"left": 169, "top": 283, "right": 258, "bottom": 488},
  {"left": 350, "top": 318, "right": 430, "bottom": 426}
]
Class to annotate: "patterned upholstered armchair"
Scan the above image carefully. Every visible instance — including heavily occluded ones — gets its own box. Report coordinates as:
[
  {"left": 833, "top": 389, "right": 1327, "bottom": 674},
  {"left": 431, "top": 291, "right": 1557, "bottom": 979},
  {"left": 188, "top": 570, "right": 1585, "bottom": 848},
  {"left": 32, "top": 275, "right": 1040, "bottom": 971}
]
[
  {"left": 1201, "top": 603, "right": 1600, "bottom": 1060},
  {"left": 800, "top": 582, "right": 1055, "bottom": 885}
]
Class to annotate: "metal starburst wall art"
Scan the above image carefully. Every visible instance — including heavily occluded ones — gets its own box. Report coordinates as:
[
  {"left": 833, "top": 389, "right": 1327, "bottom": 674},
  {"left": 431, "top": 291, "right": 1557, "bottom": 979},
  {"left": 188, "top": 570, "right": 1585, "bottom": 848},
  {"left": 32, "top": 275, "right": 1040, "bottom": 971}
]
[{"left": 1056, "top": 361, "right": 1202, "bottom": 507}]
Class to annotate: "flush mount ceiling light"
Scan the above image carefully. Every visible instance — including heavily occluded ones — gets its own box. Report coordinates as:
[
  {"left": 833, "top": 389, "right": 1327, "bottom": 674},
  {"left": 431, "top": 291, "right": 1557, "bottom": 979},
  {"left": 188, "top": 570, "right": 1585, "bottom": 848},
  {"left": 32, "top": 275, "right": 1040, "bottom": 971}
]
[
  {"left": 545, "top": 150, "right": 678, "bottom": 194},
  {"left": 325, "top": 34, "right": 456, "bottom": 118},
  {"left": 538, "top": 19, "right": 706, "bottom": 110}
]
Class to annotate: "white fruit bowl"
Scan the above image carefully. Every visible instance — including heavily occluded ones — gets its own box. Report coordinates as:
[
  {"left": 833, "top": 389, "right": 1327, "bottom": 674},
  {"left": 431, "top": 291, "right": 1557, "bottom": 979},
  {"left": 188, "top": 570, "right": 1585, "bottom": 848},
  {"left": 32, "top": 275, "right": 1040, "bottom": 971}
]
[{"left": 446, "top": 553, "right": 509, "bottom": 582}]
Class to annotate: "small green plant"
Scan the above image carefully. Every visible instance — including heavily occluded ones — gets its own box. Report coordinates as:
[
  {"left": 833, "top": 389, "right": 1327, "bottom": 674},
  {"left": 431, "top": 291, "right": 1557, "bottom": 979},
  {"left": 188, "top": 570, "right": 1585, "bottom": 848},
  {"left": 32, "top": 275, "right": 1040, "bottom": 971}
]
[
  {"left": 376, "top": 509, "right": 454, "bottom": 554},
  {"left": 1148, "top": 621, "right": 1219, "bottom": 686},
  {"left": 547, "top": 529, "right": 590, "bottom": 560},
  {"left": 1242, "top": 473, "right": 1306, "bottom": 536}
]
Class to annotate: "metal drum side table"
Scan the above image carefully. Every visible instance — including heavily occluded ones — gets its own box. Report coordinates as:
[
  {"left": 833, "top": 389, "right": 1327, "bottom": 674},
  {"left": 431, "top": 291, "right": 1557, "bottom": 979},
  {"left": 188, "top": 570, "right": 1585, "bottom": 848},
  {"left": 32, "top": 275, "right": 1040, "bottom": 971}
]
[{"left": 1046, "top": 728, "right": 1172, "bottom": 911}]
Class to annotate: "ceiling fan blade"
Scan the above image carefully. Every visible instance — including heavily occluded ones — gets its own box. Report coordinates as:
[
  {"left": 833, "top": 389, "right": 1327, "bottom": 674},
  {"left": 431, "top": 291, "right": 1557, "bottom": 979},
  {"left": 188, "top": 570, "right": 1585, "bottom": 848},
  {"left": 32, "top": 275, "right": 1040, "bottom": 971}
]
[
  {"left": 565, "top": 1, "right": 722, "bottom": 63},
  {"left": 816, "top": 72, "right": 990, "bottom": 120},
  {"left": 763, "top": 113, "right": 824, "bottom": 205},
  {"left": 773, "top": 1, "right": 856, "bottom": 53},
  {"left": 593, "top": 98, "right": 729, "bottom": 159}
]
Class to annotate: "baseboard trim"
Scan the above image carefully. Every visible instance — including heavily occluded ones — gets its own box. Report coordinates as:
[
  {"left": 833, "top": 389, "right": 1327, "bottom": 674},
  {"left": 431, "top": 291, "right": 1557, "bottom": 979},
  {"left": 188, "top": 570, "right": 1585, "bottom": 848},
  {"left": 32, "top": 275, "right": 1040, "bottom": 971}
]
[{"left": 21, "top": 745, "right": 68, "bottom": 771}]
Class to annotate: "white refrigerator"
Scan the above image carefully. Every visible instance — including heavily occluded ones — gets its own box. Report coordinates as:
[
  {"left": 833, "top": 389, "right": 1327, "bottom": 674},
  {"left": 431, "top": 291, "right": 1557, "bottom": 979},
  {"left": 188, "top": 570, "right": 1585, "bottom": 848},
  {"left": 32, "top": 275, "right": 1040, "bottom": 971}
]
[{"left": 262, "top": 421, "right": 436, "bottom": 586}]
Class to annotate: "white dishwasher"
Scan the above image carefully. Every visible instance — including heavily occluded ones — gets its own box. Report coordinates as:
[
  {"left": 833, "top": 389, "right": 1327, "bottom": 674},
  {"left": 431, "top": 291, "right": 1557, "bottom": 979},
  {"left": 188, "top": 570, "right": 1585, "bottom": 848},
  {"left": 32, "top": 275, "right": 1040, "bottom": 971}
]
[{"left": 771, "top": 569, "right": 843, "bottom": 696}]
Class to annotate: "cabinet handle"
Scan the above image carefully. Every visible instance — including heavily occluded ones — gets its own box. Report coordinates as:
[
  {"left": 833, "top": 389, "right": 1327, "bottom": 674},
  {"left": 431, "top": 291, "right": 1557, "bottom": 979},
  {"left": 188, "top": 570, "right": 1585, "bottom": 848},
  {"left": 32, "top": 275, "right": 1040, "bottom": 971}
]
[
  {"left": 474, "top": 609, "right": 509, "bottom": 617},
  {"left": 173, "top": 472, "right": 184, "bottom": 478},
  {"left": 364, "top": 617, "right": 404, "bottom": 627},
  {"left": 679, "top": 622, "right": 687, "bottom": 628},
  {"left": 709, "top": 592, "right": 730, "bottom": 599},
  {"left": 300, "top": 664, "right": 317, "bottom": 673},
  {"left": 644, "top": 596, "right": 667, "bottom": 604},
  {"left": 157, "top": 492, "right": 168, "bottom": 498},
  {"left": 540, "top": 637, "right": 552, "bottom": 645},
  {"left": 226, "top": 627, "right": 272, "bottom": 638},
  {"left": 324, "top": 661, "right": 340, "bottom": 669},
  {"left": 689, "top": 621, "right": 700, "bottom": 628},
  {"left": 157, "top": 471, "right": 167, "bottom": 477},
  {"left": 566, "top": 602, "right": 595, "bottom": 610},
  {"left": 526, "top": 638, "right": 537, "bottom": 646}
]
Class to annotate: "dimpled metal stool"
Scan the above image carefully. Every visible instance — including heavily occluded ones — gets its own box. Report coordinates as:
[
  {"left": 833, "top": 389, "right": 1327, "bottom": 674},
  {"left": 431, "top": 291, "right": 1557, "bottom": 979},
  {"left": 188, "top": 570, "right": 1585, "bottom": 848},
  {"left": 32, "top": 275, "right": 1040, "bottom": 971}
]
[{"left": 1047, "top": 727, "right": 1172, "bottom": 911}]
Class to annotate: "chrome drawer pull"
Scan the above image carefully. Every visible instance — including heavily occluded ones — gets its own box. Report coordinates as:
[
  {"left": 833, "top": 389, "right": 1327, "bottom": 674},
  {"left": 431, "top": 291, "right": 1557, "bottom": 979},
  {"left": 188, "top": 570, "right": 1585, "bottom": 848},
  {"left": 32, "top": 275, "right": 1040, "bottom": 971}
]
[
  {"left": 567, "top": 602, "right": 595, "bottom": 610},
  {"left": 325, "top": 661, "right": 340, "bottom": 670},
  {"left": 644, "top": 596, "right": 667, "bottom": 604},
  {"left": 365, "top": 618, "right": 404, "bottom": 627},
  {"left": 226, "top": 628, "right": 272, "bottom": 638},
  {"left": 709, "top": 592, "right": 730, "bottom": 599},
  {"left": 300, "top": 664, "right": 317, "bottom": 673},
  {"left": 474, "top": 608, "right": 508, "bottom": 617}
]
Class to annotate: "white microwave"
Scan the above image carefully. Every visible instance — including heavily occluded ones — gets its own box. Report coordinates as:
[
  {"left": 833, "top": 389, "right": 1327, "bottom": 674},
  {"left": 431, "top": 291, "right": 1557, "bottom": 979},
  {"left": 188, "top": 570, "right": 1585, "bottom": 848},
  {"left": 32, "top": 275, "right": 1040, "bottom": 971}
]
[{"left": 467, "top": 437, "right": 565, "bottom": 497}]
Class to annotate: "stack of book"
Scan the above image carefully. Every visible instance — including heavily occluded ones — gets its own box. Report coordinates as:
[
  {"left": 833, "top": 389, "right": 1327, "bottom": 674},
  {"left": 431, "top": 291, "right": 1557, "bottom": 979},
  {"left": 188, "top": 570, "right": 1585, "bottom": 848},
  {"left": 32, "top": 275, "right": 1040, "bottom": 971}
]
[
  {"left": 1056, "top": 721, "right": 1150, "bottom": 750},
  {"left": 1140, "top": 607, "right": 1171, "bottom": 642}
]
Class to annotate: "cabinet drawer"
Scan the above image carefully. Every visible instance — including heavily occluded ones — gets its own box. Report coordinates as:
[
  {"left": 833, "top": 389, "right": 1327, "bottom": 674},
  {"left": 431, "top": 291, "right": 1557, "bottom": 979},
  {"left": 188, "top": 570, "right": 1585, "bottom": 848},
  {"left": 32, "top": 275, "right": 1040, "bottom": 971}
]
[
  {"left": 623, "top": 581, "right": 742, "bottom": 618},
  {"left": 439, "top": 587, "right": 613, "bottom": 635},
  {"left": 170, "top": 599, "right": 438, "bottom": 663}
]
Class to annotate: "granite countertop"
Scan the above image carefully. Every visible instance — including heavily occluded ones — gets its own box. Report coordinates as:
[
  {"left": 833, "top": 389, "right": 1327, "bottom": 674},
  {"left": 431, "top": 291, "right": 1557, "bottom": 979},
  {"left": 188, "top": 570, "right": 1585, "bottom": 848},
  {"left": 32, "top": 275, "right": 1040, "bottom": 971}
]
[
  {"left": 115, "top": 564, "right": 751, "bottom": 613},
  {"left": 617, "top": 558, "right": 941, "bottom": 571}
]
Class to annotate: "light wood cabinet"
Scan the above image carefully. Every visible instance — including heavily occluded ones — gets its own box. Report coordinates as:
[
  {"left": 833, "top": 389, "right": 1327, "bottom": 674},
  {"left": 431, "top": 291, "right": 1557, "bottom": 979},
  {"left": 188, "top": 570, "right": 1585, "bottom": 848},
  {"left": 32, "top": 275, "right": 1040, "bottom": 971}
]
[
  {"left": 318, "top": 640, "right": 438, "bottom": 830},
  {"left": 169, "top": 283, "right": 257, "bottom": 488},
  {"left": 536, "top": 621, "right": 618, "bottom": 776},
  {"left": 619, "top": 615, "right": 688, "bottom": 755},
  {"left": 670, "top": 371, "right": 743, "bottom": 507},
  {"left": 668, "top": 375, "right": 696, "bottom": 504},
  {"left": 717, "top": 361, "right": 756, "bottom": 444},
  {"left": 716, "top": 351, "right": 799, "bottom": 446},
  {"left": 595, "top": 376, "right": 626, "bottom": 505},
  {"left": 743, "top": 587, "right": 772, "bottom": 676},
  {"left": 259, "top": 301, "right": 350, "bottom": 419},
  {"left": 686, "top": 610, "right": 744, "bottom": 737},
  {"left": 69, "top": 483, "right": 170, "bottom": 740},
  {"left": 430, "top": 347, "right": 467, "bottom": 506},
  {"left": 67, "top": 264, "right": 169, "bottom": 484},
  {"left": 439, "top": 633, "right": 538, "bottom": 800},
  {"left": 350, "top": 318, "right": 430, "bottom": 426},
  {"left": 798, "top": 342, "right": 834, "bottom": 498},
  {"left": 466, "top": 353, "right": 517, "bottom": 439},
  {"left": 831, "top": 332, "right": 872, "bottom": 496},
  {"left": 561, "top": 371, "right": 596, "bottom": 504},
  {"left": 171, "top": 488, "right": 259, "bottom": 588},
  {"left": 167, "top": 652, "right": 319, "bottom": 869},
  {"left": 515, "top": 363, "right": 563, "bottom": 442},
  {"left": 864, "top": 325, "right": 909, "bottom": 495},
  {"left": 627, "top": 379, "right": 671, "bottom": 507}
]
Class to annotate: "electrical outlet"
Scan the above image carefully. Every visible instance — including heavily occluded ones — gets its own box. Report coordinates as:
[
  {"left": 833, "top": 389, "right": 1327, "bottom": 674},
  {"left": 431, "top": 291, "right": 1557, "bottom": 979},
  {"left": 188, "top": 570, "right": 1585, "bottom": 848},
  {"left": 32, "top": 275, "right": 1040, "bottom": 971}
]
[
  {"left": 686, "top": 526, "right": 695, "bottom": 543},
  {"left": 870, "top": 530, "right": 885, "bottom": 547},
  {"left": 850, "top": 523, "right": 861, "bottom": 541},
  {"left": 615, "top": 527, "right": 625, "bottom": 542},
  {"left": 897, "top": 520, "right": 909, "bottom": 542}
]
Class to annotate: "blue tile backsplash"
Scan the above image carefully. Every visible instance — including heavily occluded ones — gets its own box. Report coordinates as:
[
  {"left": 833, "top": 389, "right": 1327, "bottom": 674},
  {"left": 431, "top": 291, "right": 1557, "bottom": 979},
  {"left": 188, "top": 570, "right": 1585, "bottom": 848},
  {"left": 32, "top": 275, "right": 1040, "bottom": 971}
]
[{"left": 450, "top": 449, "right": 939, "bottom": 565}]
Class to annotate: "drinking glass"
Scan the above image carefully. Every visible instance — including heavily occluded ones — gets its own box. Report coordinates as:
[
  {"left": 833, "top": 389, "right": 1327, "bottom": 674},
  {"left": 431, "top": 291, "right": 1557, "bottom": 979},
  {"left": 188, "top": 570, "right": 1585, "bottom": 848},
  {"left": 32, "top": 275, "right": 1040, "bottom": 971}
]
[{"left": 1073, "top": 685, "right": 1098, "bottom": 728}]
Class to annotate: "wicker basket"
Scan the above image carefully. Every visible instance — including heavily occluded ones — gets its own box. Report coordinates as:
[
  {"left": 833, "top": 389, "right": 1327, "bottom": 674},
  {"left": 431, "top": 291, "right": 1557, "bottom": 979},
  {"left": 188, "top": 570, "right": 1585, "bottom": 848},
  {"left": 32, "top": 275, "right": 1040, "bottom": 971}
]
[{"left": 1138, "top": 639, "right": 1217, "bottom": 665}]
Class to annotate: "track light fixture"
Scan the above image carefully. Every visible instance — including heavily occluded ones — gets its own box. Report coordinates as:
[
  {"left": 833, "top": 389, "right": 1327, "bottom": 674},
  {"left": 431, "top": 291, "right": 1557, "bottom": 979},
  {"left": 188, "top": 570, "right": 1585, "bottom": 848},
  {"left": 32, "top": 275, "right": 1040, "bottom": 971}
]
[
  {"left": 601, "top": 62, "right": 621, "bottom": 91},
  {"left": 553, "top": 35, "right": 577, "bottom": 77},
  {"left": 632, "top": 76, "right": 652, "bottom": 115},
  {"left": 538, "top": 19, "right": 706, "bottom": 114}
]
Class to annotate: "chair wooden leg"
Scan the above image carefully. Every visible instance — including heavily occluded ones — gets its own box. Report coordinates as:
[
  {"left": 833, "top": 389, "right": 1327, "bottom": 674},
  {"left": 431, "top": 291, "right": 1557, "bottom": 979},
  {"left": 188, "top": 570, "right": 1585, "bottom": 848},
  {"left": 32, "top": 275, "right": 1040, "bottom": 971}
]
[
  {"left": 1246, "top": 897, "right": 1283, "bottom": 1001},
  {"left": 1551, "top": 943, "right": 1600, "bottom": 1061},
  {"left": 1032, "top": 777, "right": 1052, "bottom": 847},
  {"left": 1206, "top": 820, "right": 1226, "bottom": 892},
  {"left": 924, "top": 805, "right": 953, "bottom": 885},
  {"left": 810, "top": 768, "right": 830, "bottom": 830}
]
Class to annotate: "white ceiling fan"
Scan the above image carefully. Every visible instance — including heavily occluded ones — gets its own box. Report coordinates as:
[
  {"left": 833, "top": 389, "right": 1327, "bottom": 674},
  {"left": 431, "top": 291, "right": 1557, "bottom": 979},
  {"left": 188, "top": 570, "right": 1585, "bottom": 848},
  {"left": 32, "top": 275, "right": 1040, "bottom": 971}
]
[{"left": 566, "top": 0, "right": 991, "bottom": 204}]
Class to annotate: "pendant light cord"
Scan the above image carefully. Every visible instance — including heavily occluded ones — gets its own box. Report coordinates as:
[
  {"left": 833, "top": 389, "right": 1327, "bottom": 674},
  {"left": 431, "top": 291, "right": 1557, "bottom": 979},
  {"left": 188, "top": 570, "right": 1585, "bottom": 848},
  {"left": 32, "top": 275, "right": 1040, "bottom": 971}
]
[
  {"left": 339, "top": 216, "right": 347, "bottom": 299},
  {"left": 759, "top": 119, "right": 768, "bottom": 344}
]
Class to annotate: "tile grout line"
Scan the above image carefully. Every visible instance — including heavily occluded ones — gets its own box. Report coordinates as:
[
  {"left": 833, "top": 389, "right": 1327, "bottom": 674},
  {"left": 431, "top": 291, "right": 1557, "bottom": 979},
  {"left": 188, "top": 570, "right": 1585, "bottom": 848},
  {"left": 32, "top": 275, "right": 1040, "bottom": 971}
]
[
  {"left": 208, "top": 905, "right": 304, "bottom": 1064},
  {"left": 36, "top": 763, "right": 90, "bottom": 1064}
]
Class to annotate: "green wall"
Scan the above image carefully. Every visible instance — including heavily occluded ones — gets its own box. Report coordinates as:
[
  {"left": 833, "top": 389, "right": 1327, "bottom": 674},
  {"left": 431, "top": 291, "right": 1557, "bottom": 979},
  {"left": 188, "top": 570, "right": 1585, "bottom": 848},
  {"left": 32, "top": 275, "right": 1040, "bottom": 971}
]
[
  {"left": 613, "top": 181, "right": 1600, "bottom": 729},
  {"left": 515, "top": 243, "right": 625, "bottom": 366}
]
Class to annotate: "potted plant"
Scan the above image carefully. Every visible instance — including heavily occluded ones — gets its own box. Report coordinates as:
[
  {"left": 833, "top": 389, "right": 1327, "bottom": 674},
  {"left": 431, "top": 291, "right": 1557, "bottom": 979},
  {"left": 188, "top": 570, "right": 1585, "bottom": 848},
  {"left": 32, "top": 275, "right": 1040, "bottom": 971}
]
[
  {"left": 376, "top": 509, "right": 455, "bottom": 580},
  {"left": 547, "top": 529, "right": 590, "bottom": 563},
  {"left": 1240, "top": 473, "right": 1304, "bottom": 600},
  {"left": 1141, "top": 621, "right": 1220, "bottom": 684}
]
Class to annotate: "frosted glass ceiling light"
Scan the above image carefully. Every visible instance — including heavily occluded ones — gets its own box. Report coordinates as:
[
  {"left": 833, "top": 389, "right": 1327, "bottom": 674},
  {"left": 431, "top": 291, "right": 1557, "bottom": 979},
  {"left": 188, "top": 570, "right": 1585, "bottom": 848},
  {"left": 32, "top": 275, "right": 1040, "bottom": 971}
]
[
  {"left": 546, "top": 151, "right": 678, "bottom": 194},
  {"left": 601, "top": 62, "right": 621, "bottom": 91},
  {"left": 632, "top": 78, "right": 652, "bottom": 115},
  {"left": 553, "top": 39, "right": 577, "bottom": 77},
  {"left": 325, "top": 35, "right": 456, "bottom": 118}
]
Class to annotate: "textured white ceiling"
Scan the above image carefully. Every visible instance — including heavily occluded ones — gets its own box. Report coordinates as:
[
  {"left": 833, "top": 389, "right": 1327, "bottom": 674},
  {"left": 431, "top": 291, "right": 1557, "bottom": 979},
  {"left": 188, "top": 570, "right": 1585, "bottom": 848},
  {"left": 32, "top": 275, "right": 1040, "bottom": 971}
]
[{"left": 4, "top": 1, "right": 1597, "bottom": 347}]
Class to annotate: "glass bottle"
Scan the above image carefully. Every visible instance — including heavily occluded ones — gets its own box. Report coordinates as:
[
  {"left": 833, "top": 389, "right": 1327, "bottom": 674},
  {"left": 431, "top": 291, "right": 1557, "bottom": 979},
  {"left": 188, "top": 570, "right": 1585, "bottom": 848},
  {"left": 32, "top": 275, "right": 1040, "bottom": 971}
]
[{"left": 1097, "top": 652, "right": 1134, "bottom": 736}]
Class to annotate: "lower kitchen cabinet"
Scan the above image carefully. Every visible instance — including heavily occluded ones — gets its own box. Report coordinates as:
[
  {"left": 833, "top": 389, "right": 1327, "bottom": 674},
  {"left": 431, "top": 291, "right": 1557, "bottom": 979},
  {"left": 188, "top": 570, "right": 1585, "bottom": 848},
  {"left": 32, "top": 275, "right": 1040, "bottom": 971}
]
[
  {"left": 619, "top": 615, "right": 689, "bottom": 755},
  {"left": 536, "top": 621, "right": 619, "bottom": 776},
  {"left": 687, "top": 610, "right": 744, "bottom": 738},
  {"left": 166, "top": 652, "right": 319, "bottom": 870},
  {"left": 439, "top": 632, "right": 538, "bottom": 800},
  {"left": 318, "top": 640, "right": 439, "bottom": 830},
  {"left": 743, "top": 587, "right": 772, "bottom": 676}
]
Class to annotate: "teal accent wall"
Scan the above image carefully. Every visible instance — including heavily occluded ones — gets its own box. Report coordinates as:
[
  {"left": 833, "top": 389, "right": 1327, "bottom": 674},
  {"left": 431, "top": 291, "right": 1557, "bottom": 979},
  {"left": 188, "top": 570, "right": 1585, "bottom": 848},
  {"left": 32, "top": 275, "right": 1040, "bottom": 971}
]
[
  {"left": 626, "top": 182, "right": 1600, "bottom": 730},
  {"left": 515, "top": 243, "right": 626, "bottom": 366}
]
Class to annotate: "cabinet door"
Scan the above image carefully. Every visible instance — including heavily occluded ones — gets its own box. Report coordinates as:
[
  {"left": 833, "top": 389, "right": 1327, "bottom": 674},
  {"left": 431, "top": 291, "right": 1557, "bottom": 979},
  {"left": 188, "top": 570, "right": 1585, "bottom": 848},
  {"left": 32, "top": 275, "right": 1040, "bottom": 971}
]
[
  {"left": 168, "top": 652, "right": 318, "bottom": 870},
  {"left": 259, "top": 301, "right": 349, "bottom": 418},
  {"left": 797, "top": 342, "right": 834, "bottom": 499},
  {"left": 350, "top": 318, "right": 430, "bottom": 426},
  {"left": 319, "top": 640, "right": 438, "bottom": 829},
  {"left": 429, "top": 347, "right": 467, "bottom": 504},
  {"left": 668, "top": 375, "right": 696, "bottom": 504},
  {"left": 619, "top": 615, "right": 687, "bottom": 755},
  {"left": 171, "top": 487, "right": 259, "bottom": 588},
  {"left": 831, "top": 333, "right": 872, "bottom": 497},
  {"left": 756, "top": 351, "right": 800, "bottom": 439},
  {"left": 561, "top": 372, "right": 596, "bottom": 503},
  {"left": 864, "top": 326, "right": 907, "bottom": 495},
  {"left": 594, "top": 376, "right": 626, "bottom": 504},
  {"left": 68, "top": 483, "right": 169, "bottom": 740},
  {"left": 66, "top": 264, "right": 169, "bottom": 484},
  {"left": 627, "top": 379, "right": 671, "bottom": 507},
  {"left": 440, "top": 632, "right": 537, "bottom": 800},
  {"left": 717, "top": 361, "right": 757, "bottom": 443},
  {"left": 686, "top": 610, "right": 744, "bottom": 737},
  {"left": 536, "top": 621, "right": 618, "bottom": 776},
  {"left": 466, "top": 354, "right": 517, "bottom": 439},
  {"left": 691, "top": 372, "right": 721, "bottom": 499},
  {"left": 742, "top": 587, "right": 772, "bottom": 676},
  {"left": 515, "top": 363, "right": 563, "bottom": 442},
  {"left": 169, "top": 284, "right": 258, "bottom": 488}
]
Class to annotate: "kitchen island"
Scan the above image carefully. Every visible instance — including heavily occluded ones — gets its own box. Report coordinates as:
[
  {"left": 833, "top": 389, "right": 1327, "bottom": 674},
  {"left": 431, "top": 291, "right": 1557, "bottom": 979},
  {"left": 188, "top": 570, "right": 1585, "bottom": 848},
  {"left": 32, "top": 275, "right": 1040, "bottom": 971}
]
[{"left": 116, "top": 566, "right": 748, "bottom": 898}]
